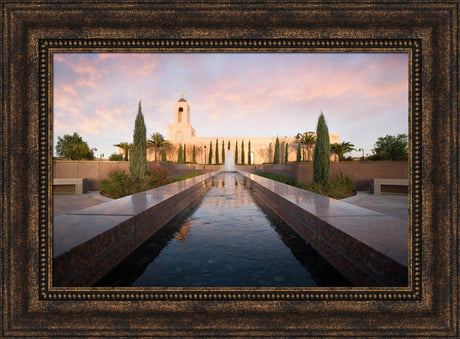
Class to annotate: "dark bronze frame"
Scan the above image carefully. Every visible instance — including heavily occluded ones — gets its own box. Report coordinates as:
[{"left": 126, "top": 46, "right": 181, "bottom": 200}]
[{"left": 2, "top": 1, "right": 457, "bottom": 337}]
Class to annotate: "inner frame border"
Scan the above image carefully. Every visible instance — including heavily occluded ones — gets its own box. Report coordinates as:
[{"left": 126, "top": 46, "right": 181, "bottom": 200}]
[{"left": 39, "top": 38, "right": 421, "bottom": 301}]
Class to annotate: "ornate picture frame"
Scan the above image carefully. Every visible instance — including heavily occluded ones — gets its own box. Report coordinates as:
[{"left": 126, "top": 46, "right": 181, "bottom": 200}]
[{"left": 2, "top": 1, "right": 458, "bottom": 337}]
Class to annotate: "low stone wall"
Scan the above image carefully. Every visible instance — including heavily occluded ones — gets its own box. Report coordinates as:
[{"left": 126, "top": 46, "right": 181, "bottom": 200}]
[
  {"left": 53, "top": 172, "right": 215, "bottom": 286},
  {"left": 237, "top": 161, "right": 408, "bottom": 191},
  {"left": 54, "top": 160, "right": 407, "bottom": 192},
  {"left": 240, "top": 171, "right": 408, "bottom": 287},
  {"left": 53, "top": 160, "right": 212, "bottom": 190}
]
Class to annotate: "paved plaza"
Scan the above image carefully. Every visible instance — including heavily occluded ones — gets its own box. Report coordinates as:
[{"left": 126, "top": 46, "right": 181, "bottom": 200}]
[
  {"left": 53, "top": 191, "right": 113, "bottom": 217},
  {"left": 341, "top": 191, "right": 408, "bottom": 221},
  {"left": 54, "top": 190, "right": 408, "bottom": 221}
]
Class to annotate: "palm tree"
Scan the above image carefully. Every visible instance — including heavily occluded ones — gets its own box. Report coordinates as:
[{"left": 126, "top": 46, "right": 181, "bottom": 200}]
[
  {"left": 296, "top": 132, "right": 316, "bottom": 161},
  {"left": 330, "top": 141, "right": 355, "bottom": 161},
  {"left": 114, "top": 141, "right": 131, "bottom": 161},
  {"left": 147, "top": 132, "right": 173, "bottom": 162}
]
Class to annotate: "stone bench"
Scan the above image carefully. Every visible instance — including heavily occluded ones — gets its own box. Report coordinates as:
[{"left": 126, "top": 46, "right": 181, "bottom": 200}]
[
  {"left": 53, "top": 178, "right": 88, "bottom": 195},
  {"left": 372, "top": 178, "right": 408, "bottom": 195}
]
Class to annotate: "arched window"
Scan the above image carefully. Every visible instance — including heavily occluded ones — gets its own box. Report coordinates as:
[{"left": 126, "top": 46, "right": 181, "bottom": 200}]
[
  {"left": 177, "top": 132, "right": 182, "bottom": 142},
  {"left": 178, "top": 107, "right": 183, "bottom": 122}
]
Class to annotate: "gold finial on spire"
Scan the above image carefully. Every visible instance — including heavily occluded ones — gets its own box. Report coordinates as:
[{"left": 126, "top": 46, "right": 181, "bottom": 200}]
[{"left": 181, "top": 90, "right": 184, "bottom": 98}]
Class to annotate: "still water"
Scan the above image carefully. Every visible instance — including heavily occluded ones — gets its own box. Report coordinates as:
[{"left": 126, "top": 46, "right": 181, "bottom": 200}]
[{"left": 96, "top": 172, "right": 350, "bottom": 287}]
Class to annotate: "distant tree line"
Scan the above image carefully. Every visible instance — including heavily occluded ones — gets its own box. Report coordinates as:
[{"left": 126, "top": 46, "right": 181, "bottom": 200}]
[{"left": 56, "top": 132, "right": 95, "bottom": 160}]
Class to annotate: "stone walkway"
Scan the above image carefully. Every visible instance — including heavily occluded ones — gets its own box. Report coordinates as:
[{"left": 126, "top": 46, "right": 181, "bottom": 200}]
[
  {"left": 53, "top": 191, "right": 113, "bottom": 217},
  {"left": 341, "top": 191, "right": 408, "bottom": 221}
]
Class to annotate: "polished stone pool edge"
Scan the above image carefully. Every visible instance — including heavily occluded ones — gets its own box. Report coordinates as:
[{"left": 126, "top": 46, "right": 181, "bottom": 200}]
[
  {"left": 239, "top": 171, "right": 408, "bottom": 287},
  {"left": 54, "top": 170, "right": 408, "bottom": 287},
  {"left": 53, "top": 172, "right": 216, "bottom": 286}
]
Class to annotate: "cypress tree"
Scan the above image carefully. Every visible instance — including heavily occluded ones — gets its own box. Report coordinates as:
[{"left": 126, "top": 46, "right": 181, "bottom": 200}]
[
  {"left": 274, "top": 137, "right": 280, "bottom": 164},
  {"left": 177, "top": 144, "right": 183, "bottom": 164},
  {"left": 182, "top": 144, "right": 187, "bottom": 164},
  {"left": 227, "top": 141, "right": 230, "bottom": 150},
  {"left": 130, "top": 101, "right": 147, "bottom": 178},
  {"left": 248, "top": 140, "right": 251, "bottom": 165},
  {"left": 161, "top": 147, "right": 167, "bottom": 162},
  {"left": 297, "top": 143, "right": 302, "bottom": 162},
  {"left": 215, "top": 138, "right": 219, "bottom": 164},
  {"left": 235, "top": 141, "right": 238, "bottom": 164},
  {"left": 285, "top": 143, "right": 289, "bottom": 163},
  {"left": 192, "top": 145, "right": 196, "bottom": 163},
  {"left": 208, "top": 141, "right": 213, "bottom": 164},
  {"left": 222, "top": 140, "right": 225, "bottom": 164},
  {"left": 241, "top": 140, "right": 245, "bottom": 164},
  {"left": 313, "top": 112, "right": 331, "bottom": 185}
]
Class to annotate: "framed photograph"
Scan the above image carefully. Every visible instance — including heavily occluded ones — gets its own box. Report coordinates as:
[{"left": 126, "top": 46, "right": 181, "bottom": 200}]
[
  {"left": 52, "top": 52, "right": 409, "bottom": 289},
  {"left": 2, "top": 1, "right": 458, "bottom": 337}
]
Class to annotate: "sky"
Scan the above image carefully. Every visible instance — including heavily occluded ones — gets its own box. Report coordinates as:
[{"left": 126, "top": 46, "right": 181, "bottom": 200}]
[{"left": 53, "top": 53, "right": 408, "bottom": 158}]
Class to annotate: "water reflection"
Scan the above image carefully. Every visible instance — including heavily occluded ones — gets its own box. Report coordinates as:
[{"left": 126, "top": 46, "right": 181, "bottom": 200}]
[
  {"left": 95, "top": 172, "right": 350, "bottom": 287},
  {"left": 174, "top": 223, "right": 191, "bottom": 250}
]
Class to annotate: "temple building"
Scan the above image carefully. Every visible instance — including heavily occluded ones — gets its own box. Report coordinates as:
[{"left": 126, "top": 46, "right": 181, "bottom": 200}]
[{"left": 147, "top": 95, "right": 339, "bottom": 164}]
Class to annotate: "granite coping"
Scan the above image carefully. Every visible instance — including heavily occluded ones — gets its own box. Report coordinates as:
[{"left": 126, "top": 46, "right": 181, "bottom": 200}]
[
  {"left": 53, "top": 214, "right": 133, "bottom": 257},
  {"left": 65, "top": 172, "right": 216, "bottom": 216},
  {"left": 239, "top": 171, "right": 408, "bottom": 267},
  {"left": 53, "top": 172, "right": 216, "bottom": 257}
]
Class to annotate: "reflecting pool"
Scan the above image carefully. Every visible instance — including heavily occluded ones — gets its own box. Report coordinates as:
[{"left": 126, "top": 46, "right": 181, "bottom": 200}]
[{"left": 96, "top": 172, "right": 351, "bottom": 287}]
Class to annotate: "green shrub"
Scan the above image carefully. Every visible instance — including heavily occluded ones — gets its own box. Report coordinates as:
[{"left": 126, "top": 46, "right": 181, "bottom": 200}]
[
  {"left": 255, "top": 171, "right": 355, "bottom": 200},
  {"left": 146, "top": 167, "right": 170, "bottom": 188},
  {"left": 326, "top": 173, "right": 355, "bottom": 199},
  {"left": 109, "top": 153, "right": 124, "bottom": 161},
  {"left": 257, "top": 172, "right": 297, "bottom": 186},
  {"left": 302, "top": 173, "right": 355, "bottom": 199},
  {"left": 170, "top": 172, "right": 203, "bottom": 183},
  {"left": 101, "top": 169, "right": 138, "bottom": 199},
  {"left": 101, "top": 167, "right": 170, "bottom": 199}
]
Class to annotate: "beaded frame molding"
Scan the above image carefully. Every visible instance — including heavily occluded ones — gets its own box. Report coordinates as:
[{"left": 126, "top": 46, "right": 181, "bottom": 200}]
[
  {"left": 39, "top": 38, "right": 421, "bottom": 301},
  {"left": 2, "top": 1, "right": 458, "bottom": 337}
]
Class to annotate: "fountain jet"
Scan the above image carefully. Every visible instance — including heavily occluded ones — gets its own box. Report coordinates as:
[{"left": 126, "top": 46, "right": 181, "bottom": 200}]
[{"left": 223, "top": 150, "right": 236, "bottom": 171}]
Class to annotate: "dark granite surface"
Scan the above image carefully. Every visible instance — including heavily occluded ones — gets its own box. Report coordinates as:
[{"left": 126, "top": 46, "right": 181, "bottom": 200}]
[
  {"left": 53, "top": 214, "right": 133, "bottom": 257},
  {"left": 53, "top": 172, "right": 216, "bottom": 285},
  {"left": 241, "top": 171, "right": 408, "bottom": 267},
  {"left": 67, "top": 173, "right": 214, "bottom": 216},
  {"left": 54, "top": 173, "right": 215, "bottom": 256},
  {"left": 319, "top": 215, "right": 408, "bottom": 266}
]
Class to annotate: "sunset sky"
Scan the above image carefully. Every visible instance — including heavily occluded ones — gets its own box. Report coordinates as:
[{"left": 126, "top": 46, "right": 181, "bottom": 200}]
[{"left": 53, "top": 53, "right": 408, "bottom": 158}]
